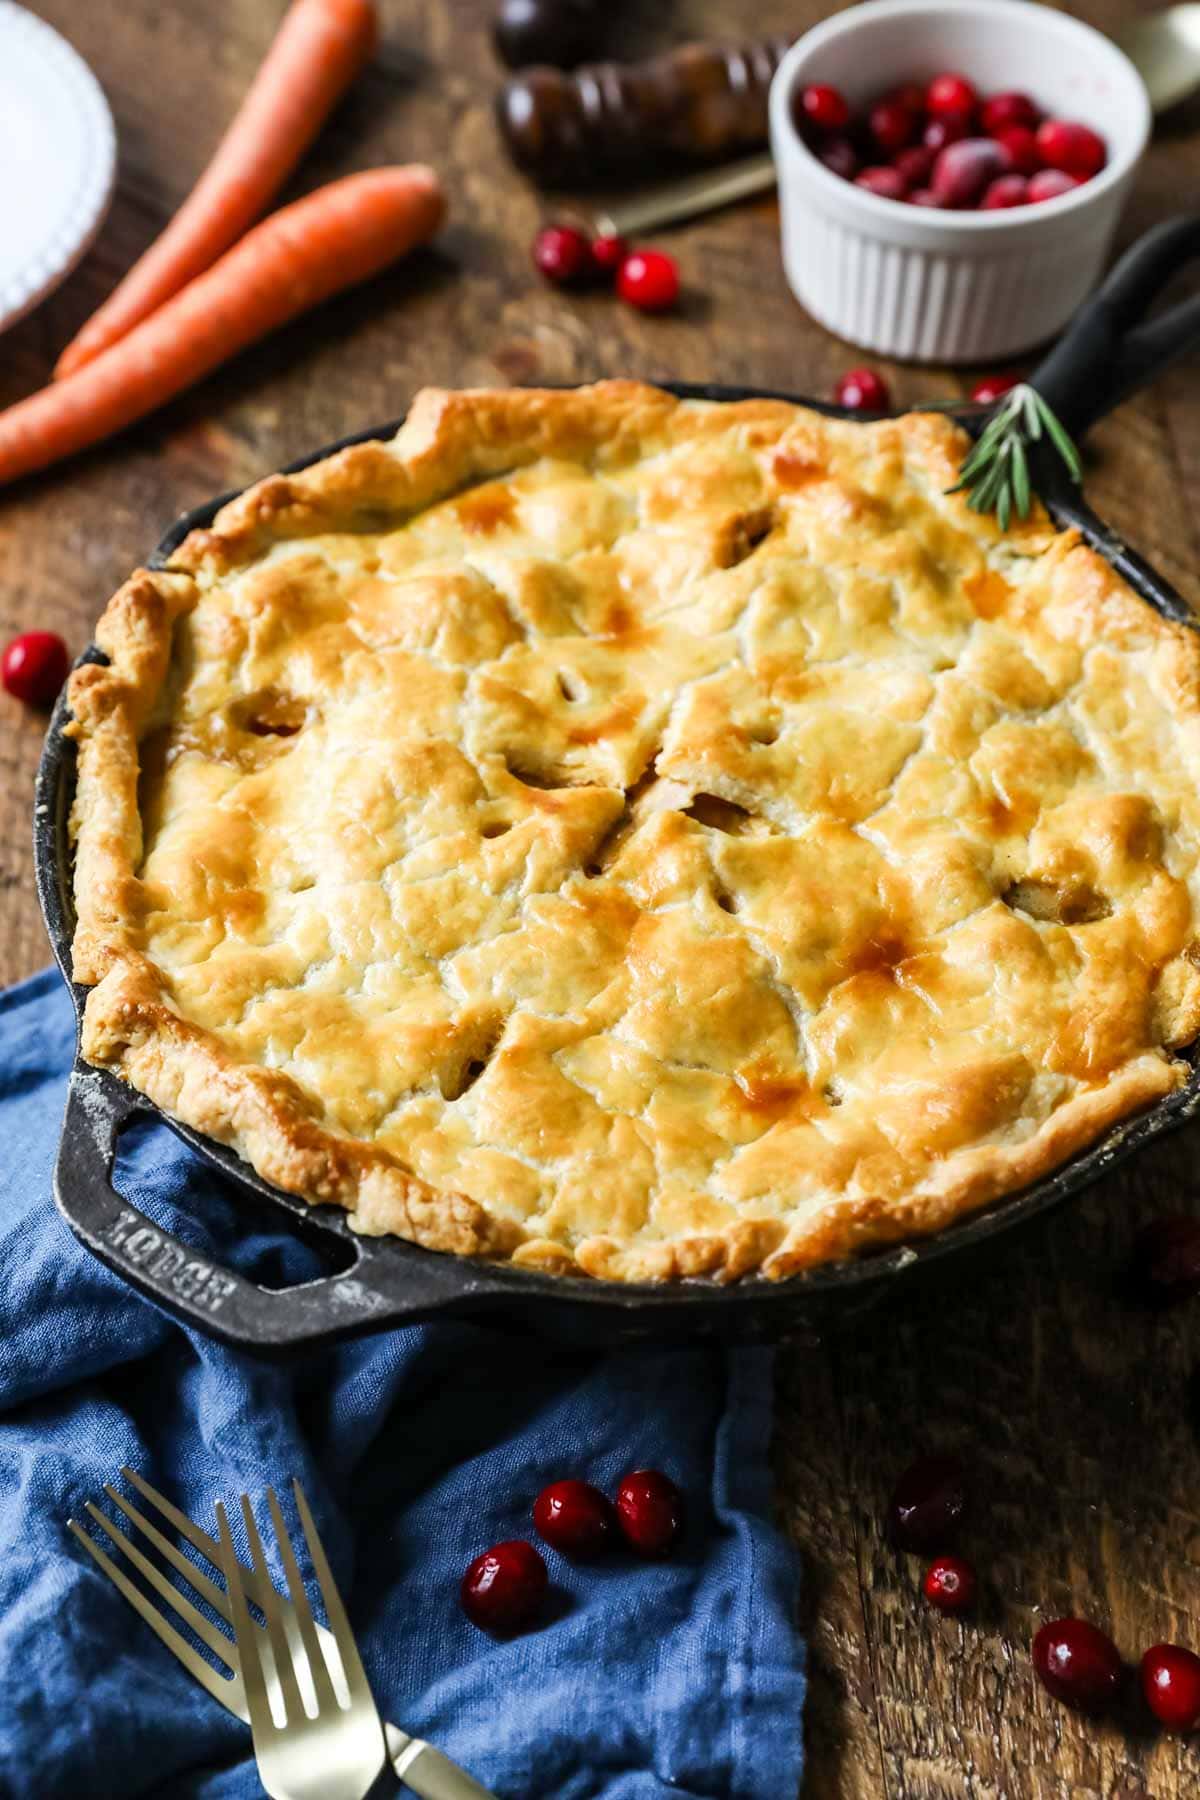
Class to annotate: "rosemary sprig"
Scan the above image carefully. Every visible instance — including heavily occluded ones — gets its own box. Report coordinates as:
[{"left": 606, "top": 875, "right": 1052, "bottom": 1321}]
[{"left": 946, "top": 384, "right": 1082, "bottom": 529}]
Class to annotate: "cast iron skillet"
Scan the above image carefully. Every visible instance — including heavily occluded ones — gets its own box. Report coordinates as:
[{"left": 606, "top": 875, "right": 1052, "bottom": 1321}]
[{"left": 34, "top": 215, "right": 1200, "bottom": 1351}]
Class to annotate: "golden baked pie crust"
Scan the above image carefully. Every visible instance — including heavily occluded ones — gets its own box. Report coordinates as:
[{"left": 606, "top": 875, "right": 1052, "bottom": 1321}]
[{"left": 66, "top": 381, "right": 1200, "bottom": 1283}]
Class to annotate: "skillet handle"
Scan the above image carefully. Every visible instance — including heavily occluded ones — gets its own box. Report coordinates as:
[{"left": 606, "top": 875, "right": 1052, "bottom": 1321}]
[
  {"left": 53, "top": 1065, "right": 469, "bottom": 1349},
  {"left": 1030, "top": 214, "right": 1200, "bottom": 439}
]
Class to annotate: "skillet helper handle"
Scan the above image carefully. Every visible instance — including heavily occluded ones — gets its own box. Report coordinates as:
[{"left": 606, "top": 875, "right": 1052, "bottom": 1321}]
[
  {"left": 1031, "top": 213, "right": 1200, "bottom": 439},
  {"left": 54, "top": 1065, "right": 413, "bottom": 1348}
]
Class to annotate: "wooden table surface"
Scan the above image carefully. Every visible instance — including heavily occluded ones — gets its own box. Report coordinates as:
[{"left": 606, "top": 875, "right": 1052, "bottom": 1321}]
[{"left": 4, "top": 2, "right": 1200, "bottom": 1793}]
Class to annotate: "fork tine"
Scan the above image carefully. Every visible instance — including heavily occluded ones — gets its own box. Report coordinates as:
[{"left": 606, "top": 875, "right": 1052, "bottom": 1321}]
[
  {"left": 266, "top": 1485, "right": 341, "bottom": 1714},
  {"left": 122, "top": 1467, "right": 280, "bottom": 1620},
  {"left": 121, "top": 1468, "right": 315, "bottom": 1716},
  {"left": 103, "top": 1486, "right": 231, "bottom": 1620},
  {"left": 84, "top": 1501, "right": 236, "bottom": 1667},
  {"left": 216, "top": 1499, "right": 277, "bottom": 1744},
  {"left": 292, "top": 1479, "right": 374, "bottom": 1704},
  {"left": 241, "top": 1494, "right": 308, "bottom": 1727},
  {"left": 68, "top": 1519, "right": 246, "bottom": 1720}
]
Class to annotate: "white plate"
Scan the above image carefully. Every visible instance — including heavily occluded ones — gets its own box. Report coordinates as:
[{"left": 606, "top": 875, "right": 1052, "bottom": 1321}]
[{"left": 0, "top": 2, "right": 115, "bottom": 334}]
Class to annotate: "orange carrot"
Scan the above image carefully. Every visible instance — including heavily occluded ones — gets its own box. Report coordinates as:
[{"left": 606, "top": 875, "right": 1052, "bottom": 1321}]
[
  {"left": 0, "top": 166, "right": 444, "bottom": 486},
  {"left": 54, "top": 0, "right": 378, "bottom": 380}
]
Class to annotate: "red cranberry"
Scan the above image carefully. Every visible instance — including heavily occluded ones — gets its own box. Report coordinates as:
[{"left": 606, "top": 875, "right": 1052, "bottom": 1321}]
[
  {"left": 460, "top": 1540, "right": 548, "bottom": 1633},
  {"left": 1126, "top": 1216, "right": 1200, "bottom": 1307},
  {"left": 869, "top": 98, "right": 918, "bottom": 153},
  {"left": 926, "top": 73, "right": 978, "bottom": 120},
  {"left": 815, "top": 134, "right": 859, "bottom": 181},
  {"left": 1037, "top": 119, "right": 1107, "bottom": 179},
  {"left": 993, "top": 124, "right": 1042, "bottom": 176},
  {"left": 617, "top": 249, "right": 679, "bottom": 313},
  {"left": 533, "top": 1479, "right": 616, "bottom": 1558},
  {"left": 1142, "top": 1643, "right": 1200, "bottom": 1732},
  {"left": 2, "top": 631, "right": 69, "bottom": 708},
  {"left": 981, "top": 174, "right": 1029, "bottom": 210},
  {"left": 797, "top": 82, "right": 850, "bottom": 132},
  {"left": 907, "top": 188, "right": 945, "bottom": 208},
  {"left": 981, "top": 91, "right": 1039, "bottom": 134},
  {"left": 971, "top": 373, "right": 1021, "bottom": 405},
  {"left": 923, "top": 1554, "right": 977, "bottom": 1614},
  {"left": 834, "top": 367, "right": 891, "bottom": 413},
  {"left": 933, "top": 137, "right": 1013, "bottom": 208},
  {"left": 589, "top": 233, "right": 626, "bottom": 277},
  {"left": 893, "top": 146, "right": 934, "bottom": 187},
  {"left": 855, "top": 166, "right": 908, "bottom": 202},
  {"left": 532, "top": 223, "right": 592, "bottom": 286},
  {"left": 887, "top": 1455, "right": 967, "bottom": 1550},
  {"left": 1033, "top": 1619, "right": 1123, "bottom": 1713},
  {"left": 923, "top": 113, "right": 971, "bottom": 154},
  {"left": 884, "top": 82, "right": 928, "bottom": 118},
  {"left": 615, "top": 1469, "right": 684, "bottom": 1557},
  {"left": 1027, "top": 168, "right": 1083, "bottom": 204}
]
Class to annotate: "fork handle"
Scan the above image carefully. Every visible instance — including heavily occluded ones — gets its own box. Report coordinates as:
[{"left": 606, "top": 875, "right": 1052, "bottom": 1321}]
[{"left": 393, "top": 1739, "right": 499, "bottom": 1800}]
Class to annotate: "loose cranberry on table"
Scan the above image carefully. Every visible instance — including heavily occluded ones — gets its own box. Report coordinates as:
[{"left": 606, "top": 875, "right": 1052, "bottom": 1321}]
[
  {"left": 971, "top": 373, "right": 1021, "bottom": 405},
  {"left": 887, "top": 1454, "right": 967, "bottom": 1551},
  {"left": 923, "top": 1554, "right": 977, "bottom": 1615},
  {"left": 933, "top": 138, "right": 1013, "bottom": 209},
  {"left": 460, "top": 1540, "right": 548, "bottom": 1633},
  {"left": 1125, "top": 1215, "right": 1200, "bottom": 1307},
  {"left": 834, "top": 367, "right": 892, "bottom": 413},
  {"left": 532, "top": 223, "right": 592, "bottom": 286},
  {"left": 926, "top": 72, "right": 978, "bottom": 119},
  {"left": 2, "top": 631, "right": 69, "bottom": 708},
  {"left": 796, "top": 82, "right": 850, "bottom": 132},
  {"left": 1037, "top": 118, "right": 1107, "bottom": 179},
  {"left": 617, "top": 249, "right": 679, "bottom": 313},
  {"left": 980, "top": 90, "right": 1039, "bottom": 135},
  {"left": 1027, "top": 168, "right": 1083, "bottom": 204},
  {"left": 533, "top": 1478, "right": 616, "bottom": 1559},
  {"left": 1142, "top": 1643, "right": 1200, "bottom": 1732},
  {"left": 1033, "top": 1618, "right": 1123, "bottom": 1712},
  {"left": 589, "top": 233, "right": 626, "bottom": 277},
  {"left": 615, "top": 1469, "right": 684, "bottom": 1557}
]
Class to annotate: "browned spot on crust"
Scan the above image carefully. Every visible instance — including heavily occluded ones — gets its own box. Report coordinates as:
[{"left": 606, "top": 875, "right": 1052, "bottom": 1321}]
[
  {"left": 457, "top": 485, "right": 517, "bottom": 535},
  {"left": 566, "top": 695, "right": 642, "bottom": 746},
  {"left": 964, "top": 569, "right": 1013, "bottom": 619},
  {"left": 729, "top": 1067, "right": 820, "bottom": 1123},
  {"left": 772, "top": 448, "right": 823, "bottom": 490}
]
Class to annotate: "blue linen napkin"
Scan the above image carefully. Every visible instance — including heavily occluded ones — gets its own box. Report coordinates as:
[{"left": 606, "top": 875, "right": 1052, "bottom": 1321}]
[{"left": 0, "top": 969, "right": 804, "bottom": 1799}]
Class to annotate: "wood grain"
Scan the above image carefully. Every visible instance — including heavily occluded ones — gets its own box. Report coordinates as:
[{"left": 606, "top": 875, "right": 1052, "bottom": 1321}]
[{"left": 3, "top": 4, "right": 1200, "bottom": 1794}]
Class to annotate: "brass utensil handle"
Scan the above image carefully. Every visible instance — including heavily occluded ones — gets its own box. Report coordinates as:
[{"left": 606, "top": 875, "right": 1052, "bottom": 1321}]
[
  {"left": 393, "top": 1738, "right": 500, "bottom": 1799},
  {"left": 594, "top": 151, "right": 776, "bottom": 238}
]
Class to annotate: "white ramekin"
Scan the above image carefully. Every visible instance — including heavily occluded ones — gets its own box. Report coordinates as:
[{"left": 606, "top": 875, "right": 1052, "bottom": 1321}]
[{"left": 768, "top": 0, "right": 1151, "bottom": 363}]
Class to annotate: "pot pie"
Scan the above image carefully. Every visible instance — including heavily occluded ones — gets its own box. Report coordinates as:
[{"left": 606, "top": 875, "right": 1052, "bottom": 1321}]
[{"left": 67, "top": 381, "right": 1200, "bottom": 1283}]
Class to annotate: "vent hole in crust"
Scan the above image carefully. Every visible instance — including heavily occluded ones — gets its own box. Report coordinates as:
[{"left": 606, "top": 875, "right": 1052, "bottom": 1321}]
[
  {"left": 748, "top": 719, "right": 780, "bottom": 746},
  {"left": 504, "top": 753, "right": 572, "bottom": 790},
  {"left": 481, "top": 821, "right": 512, "bottom": 840},
  {"left": 715, "top": 886, "right": 739, "bottom": 914},
  {"left": 556, "top": 669, "right": 585, "bottom": 703},
  {"left": 236, "top": 690, "right": 306, "bottom": 738},
  {"left": 685, "top": 794, "right": 757, "bottom": 835},
  {"left": 823, "top": 1081, "right": 843, "bottom": 1107},
  {"left": 718, "top": 505, "right": 776, "bottom": 568},
  {"left": 1002, "top": 879, "right": 1111, "bottom": 926},
  {"left": 440, "top": 1027, "right": 502, "bottom": 1102}
]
